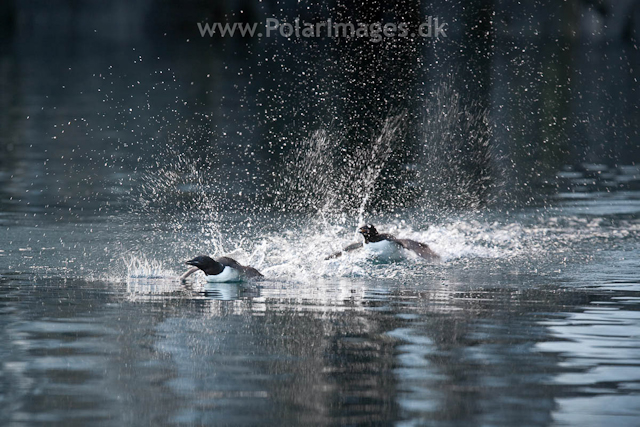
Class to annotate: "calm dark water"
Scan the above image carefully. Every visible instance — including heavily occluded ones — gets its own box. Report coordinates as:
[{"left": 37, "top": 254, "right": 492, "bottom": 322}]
[{"left": 2, "top": 7, "right": 640, "bottom": 426}]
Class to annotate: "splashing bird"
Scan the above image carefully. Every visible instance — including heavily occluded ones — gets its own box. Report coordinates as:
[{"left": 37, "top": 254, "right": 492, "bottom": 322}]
[
  {"left": 181, "top": 255, "right": 263, "bottom": 283},
  {"left": 326, "top": 224, "right": 440, "bottom": 261}
]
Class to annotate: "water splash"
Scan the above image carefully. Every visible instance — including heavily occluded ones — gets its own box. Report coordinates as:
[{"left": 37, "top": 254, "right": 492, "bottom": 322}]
[
  {"left": 414, "top": 83, "right": 498, "bottom": 212},
  {"left": 201, "top": 217, "right": 529, "bottom": 284},
  {"left": 355, "top": 114, "right": 404, "bottom": 225},
  {"left": 113, "top": 82, "right": 514, "bottom": 286},
  {"left": 272, "top": 82, "right": 501, "bottom": 227},
  {"left": 125, "top": 255, "right": 175, "bottom": 279},
  {"left": 275, "top": 113, "right": 405, "bottom": 223}
]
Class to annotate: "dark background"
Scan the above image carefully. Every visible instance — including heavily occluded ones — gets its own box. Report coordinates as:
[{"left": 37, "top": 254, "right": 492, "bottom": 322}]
[{"left": 0, "top": 0, "right": 638, "bottom": 215}]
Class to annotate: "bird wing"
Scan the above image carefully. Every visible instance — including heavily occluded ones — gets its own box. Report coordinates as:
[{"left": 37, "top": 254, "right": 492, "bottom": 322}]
[
  {"left": 216, "top": 256, "right": 243, "bottom": 269},
  {"left": 325, "top": 242, "right": 362, "bottom": 260},
  {"left": 378, "top": 234, "right": 397, "bottom": 241},
  {"left": 180, "top": 267, "right": 200, "bottom": 281},
  {"left": 241, "top": 266, "right": 264, "bottom": 279},
  {"left": 217, "top": 257, "right": 263, "bottom": 279},
  {"left": 391, "top": 238, "right": 440, "bottom": 260}
]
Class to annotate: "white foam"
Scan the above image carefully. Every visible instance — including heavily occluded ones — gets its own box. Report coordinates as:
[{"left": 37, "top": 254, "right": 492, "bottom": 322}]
[{"left": 115, "top": 214, "right": 593, "bottom": 286}]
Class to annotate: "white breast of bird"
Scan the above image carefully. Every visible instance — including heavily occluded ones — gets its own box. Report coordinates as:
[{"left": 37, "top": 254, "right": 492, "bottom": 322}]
[
  {"left": 364, "top": 240, "right": 404, "bottom": 260},
  {"left": 205, "top": 266, "right": 242, "bottom": 282}
]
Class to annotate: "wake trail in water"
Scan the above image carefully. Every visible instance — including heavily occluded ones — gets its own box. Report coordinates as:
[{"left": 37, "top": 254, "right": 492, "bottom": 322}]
[{"left": 117, "top": 215, "right": 532, "bottom": 285}]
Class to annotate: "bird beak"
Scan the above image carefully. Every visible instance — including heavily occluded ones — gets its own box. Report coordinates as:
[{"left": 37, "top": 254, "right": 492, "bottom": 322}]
[
  {"left": 358, "top": 227, "right": 367, "bottom": 234},
  {"left": 185, "top": 260, "right": 197, "bottom": 266}
]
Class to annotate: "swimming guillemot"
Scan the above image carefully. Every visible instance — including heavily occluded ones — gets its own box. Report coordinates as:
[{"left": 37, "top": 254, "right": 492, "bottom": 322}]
[
  {"left": 326, "top": 224, "right": 440, "bottom": 261},
  {"left": 180, "top": 255, "right": 263, "bottom": 282}
]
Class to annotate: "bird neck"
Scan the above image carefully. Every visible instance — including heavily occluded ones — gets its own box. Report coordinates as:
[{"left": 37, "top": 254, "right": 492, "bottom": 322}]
[
  {"left": 364, "top": 234, "right": 384, "bottom": 243},
  {"left": 203, "top": 260, "right": 225, "bottom": 275}
]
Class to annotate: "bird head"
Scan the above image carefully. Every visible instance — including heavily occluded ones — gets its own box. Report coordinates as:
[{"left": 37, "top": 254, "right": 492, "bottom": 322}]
[
  {"left": 185, "top": 255, "right": 223, "bottom": 275},
  {"left": 358, "top": 224, "right": 379, "bottom": 242}
]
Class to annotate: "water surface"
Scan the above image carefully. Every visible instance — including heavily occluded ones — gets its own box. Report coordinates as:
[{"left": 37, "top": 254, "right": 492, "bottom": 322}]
[{"left": 2, "top": 192, "right": 640, "bottom": 426}]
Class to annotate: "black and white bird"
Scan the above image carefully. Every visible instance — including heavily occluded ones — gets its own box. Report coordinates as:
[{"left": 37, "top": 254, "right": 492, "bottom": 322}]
[
  {"left": 181, "top": 255, "right": 263, "bottom": 283},
  {"left": 326, "top": 224, "right": 439, "bottom": 261}
]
